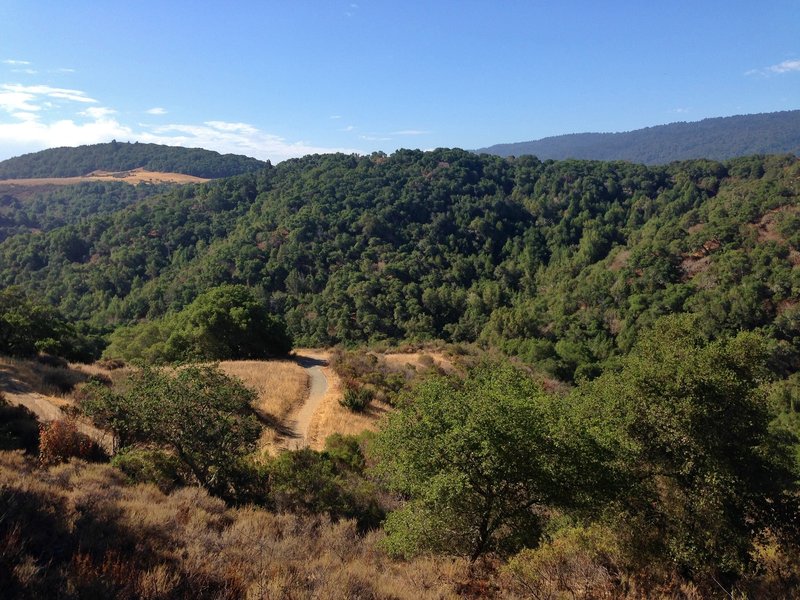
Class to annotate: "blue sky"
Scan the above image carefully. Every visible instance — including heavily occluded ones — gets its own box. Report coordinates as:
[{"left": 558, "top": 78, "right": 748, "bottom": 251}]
[{"left": 0, "top": 1, "right": 798, "bottom": 162}]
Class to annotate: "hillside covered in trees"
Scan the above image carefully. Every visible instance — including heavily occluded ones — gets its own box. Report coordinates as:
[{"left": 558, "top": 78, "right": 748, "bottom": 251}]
[
  {"left": 0, "top": 180, "right": 174, "bottom": 243},
  {"left": 1, "top": 148, "right": 798, "bottom": 381},
  {"left": 0, "top": 141, "right": 268, "bottom": 179},
  {"left": 477, "top": 110, "right": 800, "bottom": 164},
  {"left": 2, "top": 146, "right": 800, "bottom": 597}
]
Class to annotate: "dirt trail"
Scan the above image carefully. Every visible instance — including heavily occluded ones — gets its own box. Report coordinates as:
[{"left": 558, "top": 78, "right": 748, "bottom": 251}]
[
  {"left": 1, "top": 386, "right": 114, "bottom": 453},
  {"left": 282, "top": 356, "right": 329, "bottom": 450}
]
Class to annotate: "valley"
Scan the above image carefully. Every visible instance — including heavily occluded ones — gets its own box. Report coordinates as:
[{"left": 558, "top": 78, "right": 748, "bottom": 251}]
[{"left": 1, "top": 143, "right": 799, "bottom": 598}]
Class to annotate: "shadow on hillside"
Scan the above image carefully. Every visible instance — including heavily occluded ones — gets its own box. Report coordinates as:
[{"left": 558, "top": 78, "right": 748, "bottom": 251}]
[
  {"left": 293, "top": 354, "right": 328, "bottom": 368},
  {"left": 0, "top": 358, "right": 90, "bottom": 397},
  {"left": 252, "top": 408, "right": 299, "bottom": 439},
  {"left": 362, "top": 401, "right": 391, "bottom": 420}
]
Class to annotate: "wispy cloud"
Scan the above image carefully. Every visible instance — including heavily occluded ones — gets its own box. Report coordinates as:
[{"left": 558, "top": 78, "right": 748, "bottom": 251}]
[
  {"left": 768, "top": 59, "right": 800, "bottom": 74},
  {"left": 747, "top": 58, "right": 800, "bottom": 76},
  {"left": 0, "top": 80, "right": 357, "bottom": 162},
  {"left": 669, "top": 107, "right": 690, "bottom": 114},
  {"left": 340, "top": 124, "right": 355, "bottom": 132},
  {"left": 142, "top": 121, "right": 357, "bottom": 162},
  {"left": 330, "top": 114, "right": 342, "bottom": 120},
  {"left": 360, "top": 134, "right": 392, "bottom": 141},
  {"left": 3, "top": 59, "right": 31, "bottom": 66},
  {"left": 391, "top": 129, "right": 429, "bottom": 136},
  {"left": 80, "top": 106, "right": 116, "bottom": 119},
  {"left": 0, "top": 84, "right": 97, "bottom": 107}
]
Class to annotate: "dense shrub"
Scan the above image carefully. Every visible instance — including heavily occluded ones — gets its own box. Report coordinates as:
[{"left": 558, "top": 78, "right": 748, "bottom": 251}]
[
  {"left": 339, "top": 379, "right": 373, "bottom": 412},
  {"left": 81, "top": 364, "right": 262, "bottom": 502},
  {"left": 38, "top": 420, "right": 104, "bottom": 465},
  {"left": 111, "top": 447, "right": 188, "bottom": 492},
  {"left": 266, "top": 437, "right": 384, "bottom": 530}
]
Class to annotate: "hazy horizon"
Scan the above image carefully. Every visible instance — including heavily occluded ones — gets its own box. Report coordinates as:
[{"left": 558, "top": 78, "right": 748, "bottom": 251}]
[{"left": 1, "top": 1, "right": 798, "bottom": 162}]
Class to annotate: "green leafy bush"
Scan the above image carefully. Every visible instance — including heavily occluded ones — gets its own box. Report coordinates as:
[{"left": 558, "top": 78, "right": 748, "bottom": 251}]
[
  {"left": 265, "top": 437, "right": 383, "bottom": 530},
  {"left": 339, "top": 380, "right": 373, "bottom": 412},
  {"left": 373, "top": 362, "right": 608, "bottom": 560},
  {"left": 81, "top": 364, "right": 262, "bottom": 502},
  {"left": 111, "top": 448, "right": 188, "bottom": 492}
]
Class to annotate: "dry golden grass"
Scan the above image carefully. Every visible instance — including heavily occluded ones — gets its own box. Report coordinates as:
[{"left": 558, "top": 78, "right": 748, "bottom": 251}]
[
  {"left": 381, "top": 351, "right": 455, "bottom": 373},
  {"left": 219, "top": 360, "right": 309, "bottom": 454},
  {"left": 0, "top": 355, "right": 85, "bottom": 406},
  {"left": 0, "top": 451, "right": 475, "bottom": 599},
  {"left": 0, "top": 167, "right": 209, "bottom": 186},
  {"left": 70, "top": 361, "right": 131, "bottom": 388},
  {"left": 296, "top": 350, "right": 390, "bottom": 451},
  {"left": 219, "top": 360, "right": 308, "bottom": 419}
]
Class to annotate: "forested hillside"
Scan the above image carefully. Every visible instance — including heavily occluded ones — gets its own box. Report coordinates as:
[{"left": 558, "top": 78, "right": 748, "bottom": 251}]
[
  {"left": 0, "top": 181, "right": 173, "bottom": 242},
  {"left": 2, "top": 148, "right": 800, "bottom": 598},
  {"left": 477, "top": 110, "right": 800, "bottom": 164},
  {"left": 1, "top": 149, "right": 798, "bottom": 381},
  {"left": 0, "top": 141, "right": 267, "bottom": 179}
]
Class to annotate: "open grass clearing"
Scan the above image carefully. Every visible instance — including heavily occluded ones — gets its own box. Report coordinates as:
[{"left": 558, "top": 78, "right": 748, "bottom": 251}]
[{"left": 0, "top": 167, "right": 209, "bottom": 186}]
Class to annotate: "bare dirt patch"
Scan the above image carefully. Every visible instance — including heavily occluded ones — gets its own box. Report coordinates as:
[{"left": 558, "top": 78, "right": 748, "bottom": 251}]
[
  {"left": 0, "top": 167, "right": 209, "bottom": 187},
  {"left": 751, "top": 205, "right": 799, "bottom": 244},
  {"left": 290, "top": 349, "right": 390, "bottom": 452},
  {"left": 608, "top": 248, "right": 631, "bottom": 272}
]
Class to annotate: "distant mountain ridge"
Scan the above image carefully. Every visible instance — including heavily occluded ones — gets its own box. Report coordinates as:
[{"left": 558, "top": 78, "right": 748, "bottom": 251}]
[
  {"left": 0, "top": 141, "right": 268, "bottom": 180},
  {"left": 477, "top": 110, "right": 800, "bottom": 164}
]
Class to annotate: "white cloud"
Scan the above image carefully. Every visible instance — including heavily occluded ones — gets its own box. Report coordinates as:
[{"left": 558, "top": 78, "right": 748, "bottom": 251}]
[
  {"left": 11, "top": 112, "right": 38, "bottom": 122},
  {"left": 0, "top": 117, "right": 134, "bottom": 153},
  {"left": 340, "top": 125, "right": 355, "bottom": 132},
  {"left": 146, "top": 107, "right": 167, "bottom": 115},
  {"left": 12, "top": 69, "right": 37, "bottom": 75},
  {"left": 391, "top": 129, "right": 429, "bottom": 135},
  {"left": 0, "top": 80, "right": 356, "bottom": 162},
  {"left": 768, "top": 59, "right": 800, "bottom": 74},
  {"left": 747, "top": 58, "right": 800, "bottom": 76},
  {"left": 0, "top": 84, "right": 97, "bottom": 108},
  {"left": 360, "top": 134, "right": 392, "bottom": 141},
  {"left": 80, "top": 106, "right": 116, "bottom": 119},
  {"left": 140, "top": 120, "right": 357, "bottom": 162},
  {"left": 0, "top": 89, "right": 40, "bottom": 113},
  {"left": 330, "top": 114, "right": 342, "bottom": 119},
  {"left": 3, "top": 59, "right": 31, "bottom": 66}
]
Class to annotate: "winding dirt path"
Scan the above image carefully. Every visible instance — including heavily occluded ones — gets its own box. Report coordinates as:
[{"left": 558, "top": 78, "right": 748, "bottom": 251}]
[
  {"left": 282, "top": 357, "right": 329, "bottom": 450},
  {"left": 0, "top": 377, "right": 114, "bottom": 453}
]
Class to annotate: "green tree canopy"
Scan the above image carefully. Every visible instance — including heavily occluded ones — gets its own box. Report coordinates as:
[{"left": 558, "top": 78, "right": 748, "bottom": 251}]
[
  {"left": 372, "top": 362, "right": 608, "bottom": 561},
  {"left": 0, "top": 286, "right": 101, "bottom": 361},
  {"left": 164, "top": 284, "right": 292, "bottom": 360},
  {"left": 105, "top": 284, "right": 292, "bottom": 362},
  {"left": 574, "top": 314, "right": 799, "bottom": 575},
  {"left": 81, "top": 364, "right": 261, "bottom": 501}
]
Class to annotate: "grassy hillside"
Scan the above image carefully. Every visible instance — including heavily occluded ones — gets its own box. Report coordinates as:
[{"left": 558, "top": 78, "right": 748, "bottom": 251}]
[{"left": 477, "top": 110, "right": 800, "bottom": 164}]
